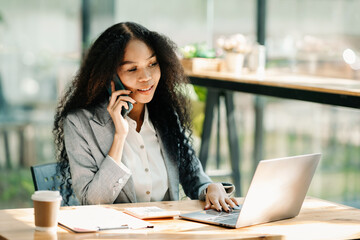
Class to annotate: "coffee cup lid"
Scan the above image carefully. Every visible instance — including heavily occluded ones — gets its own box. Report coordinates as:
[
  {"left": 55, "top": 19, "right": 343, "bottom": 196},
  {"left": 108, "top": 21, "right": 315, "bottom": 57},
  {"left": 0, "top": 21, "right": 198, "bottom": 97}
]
[{"left": 31, "top": 190, "right": 62, "bottom": 202}]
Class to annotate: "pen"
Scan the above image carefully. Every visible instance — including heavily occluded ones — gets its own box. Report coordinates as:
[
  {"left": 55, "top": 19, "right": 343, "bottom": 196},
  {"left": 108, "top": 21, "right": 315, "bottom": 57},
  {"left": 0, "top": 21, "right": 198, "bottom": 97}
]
[{"left": 97, "top": 225, "right": 129, "bottom": 231}]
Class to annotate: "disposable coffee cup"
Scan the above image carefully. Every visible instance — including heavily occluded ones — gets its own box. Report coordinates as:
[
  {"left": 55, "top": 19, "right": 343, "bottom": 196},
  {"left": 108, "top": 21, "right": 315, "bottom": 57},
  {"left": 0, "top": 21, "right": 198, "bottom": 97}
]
[{"left": 31, "top": 191, "right": 62, "bottom": 232}]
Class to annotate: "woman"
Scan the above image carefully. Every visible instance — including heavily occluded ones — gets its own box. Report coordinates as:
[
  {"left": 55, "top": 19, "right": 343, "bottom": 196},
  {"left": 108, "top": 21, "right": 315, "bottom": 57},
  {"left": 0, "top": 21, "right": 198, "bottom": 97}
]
[{"left": 53, "top": 22, "right": 238, "bottom": 212}]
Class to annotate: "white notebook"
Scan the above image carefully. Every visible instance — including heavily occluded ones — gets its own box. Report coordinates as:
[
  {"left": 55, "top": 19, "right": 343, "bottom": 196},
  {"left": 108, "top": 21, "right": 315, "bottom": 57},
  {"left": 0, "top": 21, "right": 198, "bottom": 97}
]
[{"left": 58, "top": 206, "right": 153, "bottom": 233}]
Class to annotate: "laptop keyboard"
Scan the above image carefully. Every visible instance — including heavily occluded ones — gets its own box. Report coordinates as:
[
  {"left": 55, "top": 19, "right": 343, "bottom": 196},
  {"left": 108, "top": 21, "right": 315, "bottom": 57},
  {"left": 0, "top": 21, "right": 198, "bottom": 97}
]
[{"left": 204, "top": 208, "right": 241, "bottom": 225}]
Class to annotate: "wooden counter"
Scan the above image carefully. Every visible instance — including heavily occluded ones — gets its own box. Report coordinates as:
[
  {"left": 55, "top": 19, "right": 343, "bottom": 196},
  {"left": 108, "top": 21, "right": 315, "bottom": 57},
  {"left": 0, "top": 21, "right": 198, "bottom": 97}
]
[{"left": 187, "top": 70, "right": 360, "bottom": 108}]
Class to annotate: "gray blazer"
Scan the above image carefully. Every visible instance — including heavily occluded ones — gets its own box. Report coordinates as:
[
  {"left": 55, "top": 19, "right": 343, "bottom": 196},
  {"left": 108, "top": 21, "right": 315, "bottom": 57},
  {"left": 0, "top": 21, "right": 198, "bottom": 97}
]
[{"left": 63, "top": 100, "right": 212, "bottom": 205}]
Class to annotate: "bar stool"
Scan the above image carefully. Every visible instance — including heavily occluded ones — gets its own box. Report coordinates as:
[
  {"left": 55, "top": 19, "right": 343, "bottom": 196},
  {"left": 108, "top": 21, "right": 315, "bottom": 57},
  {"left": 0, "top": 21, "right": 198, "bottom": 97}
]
[{"left": 199, "top": 88, "right": 241, "bottom": 196}]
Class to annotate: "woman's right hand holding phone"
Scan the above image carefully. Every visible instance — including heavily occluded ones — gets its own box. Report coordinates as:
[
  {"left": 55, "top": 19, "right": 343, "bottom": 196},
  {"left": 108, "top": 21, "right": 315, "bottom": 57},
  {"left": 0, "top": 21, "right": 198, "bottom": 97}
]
[{"left": 107, "top": 81, "right": 136, "bottom": 163}]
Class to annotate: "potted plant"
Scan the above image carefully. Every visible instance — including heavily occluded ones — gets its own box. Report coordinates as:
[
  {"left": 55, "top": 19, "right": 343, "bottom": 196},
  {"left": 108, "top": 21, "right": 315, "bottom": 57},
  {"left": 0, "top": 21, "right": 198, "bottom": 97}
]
[
  {"left": 216, "top": 34, "right": 251, "bottom": 74},
  {"left": 180, "top": 43, "right": 224, "bottom": 73}
]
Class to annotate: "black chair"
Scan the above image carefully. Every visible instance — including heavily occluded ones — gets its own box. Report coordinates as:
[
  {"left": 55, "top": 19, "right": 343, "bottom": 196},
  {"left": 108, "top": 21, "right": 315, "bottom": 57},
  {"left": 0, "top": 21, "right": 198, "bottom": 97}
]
[{"left": 30, "top": 162, "right": 79, "bottom": 206}]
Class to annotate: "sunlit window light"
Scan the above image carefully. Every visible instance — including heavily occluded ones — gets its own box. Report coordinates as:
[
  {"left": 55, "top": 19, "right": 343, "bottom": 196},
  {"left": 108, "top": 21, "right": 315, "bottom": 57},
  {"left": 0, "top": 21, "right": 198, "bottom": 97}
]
[{"left": 343, "top": 48, "right": 356, "bottom": 65}]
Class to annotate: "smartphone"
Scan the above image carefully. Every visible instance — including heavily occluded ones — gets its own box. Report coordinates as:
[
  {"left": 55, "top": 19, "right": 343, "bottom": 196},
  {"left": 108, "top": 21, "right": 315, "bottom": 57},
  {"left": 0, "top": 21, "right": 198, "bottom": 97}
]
[{"left": 107, "top": 74, "right": 133, "bottom": 117}]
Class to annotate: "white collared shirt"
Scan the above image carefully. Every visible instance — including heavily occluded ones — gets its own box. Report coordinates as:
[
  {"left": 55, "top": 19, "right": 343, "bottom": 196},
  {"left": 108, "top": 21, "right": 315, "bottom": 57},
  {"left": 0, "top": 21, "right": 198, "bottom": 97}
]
[{"left": 121, "top": 105, "right": 169, "bottom": 202}]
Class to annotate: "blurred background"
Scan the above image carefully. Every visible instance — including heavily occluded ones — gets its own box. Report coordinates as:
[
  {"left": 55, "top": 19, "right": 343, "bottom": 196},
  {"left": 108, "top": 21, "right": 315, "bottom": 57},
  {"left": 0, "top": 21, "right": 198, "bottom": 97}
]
[{"left": 0, "top": 0, "right": 359, "bottom": 209}]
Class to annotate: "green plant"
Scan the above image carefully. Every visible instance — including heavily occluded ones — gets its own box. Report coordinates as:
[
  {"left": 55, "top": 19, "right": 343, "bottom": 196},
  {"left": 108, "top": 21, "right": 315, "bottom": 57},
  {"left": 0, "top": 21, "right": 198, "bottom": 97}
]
[
  {"left": 190, "top": 86, "right": 207, "bottom": 137},
  {"left": 0, "top": 168, "right": 34, "bottom": 209},
  {"left": 180, "top": 43, "right": 216, "bottom": 59},
  {"left": 193, "top": 86, "right": 207, "bottom": 102}
]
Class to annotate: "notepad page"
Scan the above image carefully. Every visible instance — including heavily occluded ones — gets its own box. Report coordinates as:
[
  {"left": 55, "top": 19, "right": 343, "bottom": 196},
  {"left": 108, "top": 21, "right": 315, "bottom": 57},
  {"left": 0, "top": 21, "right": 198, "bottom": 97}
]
[{"left": 58, "top": 206, "right": 151, "bottom": 232}]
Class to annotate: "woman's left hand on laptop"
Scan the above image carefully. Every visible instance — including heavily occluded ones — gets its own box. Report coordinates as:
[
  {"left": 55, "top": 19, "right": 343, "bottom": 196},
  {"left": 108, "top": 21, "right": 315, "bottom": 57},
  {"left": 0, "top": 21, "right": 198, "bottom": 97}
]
[{"left": 204, "top": 183, "right": 239, "bottom": 212}]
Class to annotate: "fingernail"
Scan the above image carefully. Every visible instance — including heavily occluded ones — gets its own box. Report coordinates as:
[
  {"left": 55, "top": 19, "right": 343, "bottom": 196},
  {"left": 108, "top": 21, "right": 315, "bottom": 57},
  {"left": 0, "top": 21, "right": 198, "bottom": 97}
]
[{"left": 204, "top": 207, "right": 209, "bottom": 210}]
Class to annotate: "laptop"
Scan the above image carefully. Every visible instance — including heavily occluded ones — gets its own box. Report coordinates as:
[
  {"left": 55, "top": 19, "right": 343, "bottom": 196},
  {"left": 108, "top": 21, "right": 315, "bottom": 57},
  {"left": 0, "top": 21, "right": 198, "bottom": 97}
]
[{"left": 180, "top": 153, "right": 321, "bottom": 228}]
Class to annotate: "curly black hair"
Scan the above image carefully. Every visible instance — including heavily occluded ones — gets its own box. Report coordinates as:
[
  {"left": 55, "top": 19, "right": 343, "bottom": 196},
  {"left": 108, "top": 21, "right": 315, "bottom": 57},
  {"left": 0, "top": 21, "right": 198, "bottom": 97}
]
[{"left": 53, "top": 22, "right": 200, "bottom": 205}]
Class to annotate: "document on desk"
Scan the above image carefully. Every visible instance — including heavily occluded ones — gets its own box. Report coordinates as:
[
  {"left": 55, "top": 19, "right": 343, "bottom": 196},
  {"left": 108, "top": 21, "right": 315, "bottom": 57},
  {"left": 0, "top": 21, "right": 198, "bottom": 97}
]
[{"left": 58, "top": 206, "right": 153, "bottom": 233}]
